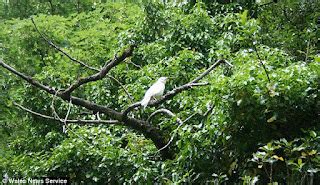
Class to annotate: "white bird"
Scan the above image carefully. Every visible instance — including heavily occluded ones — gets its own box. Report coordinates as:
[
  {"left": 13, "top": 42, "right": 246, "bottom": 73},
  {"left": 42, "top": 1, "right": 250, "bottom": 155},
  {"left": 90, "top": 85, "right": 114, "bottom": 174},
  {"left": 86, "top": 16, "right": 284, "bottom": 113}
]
[{"left": 140, "top": 77, "right": 167, "bottom": 108}]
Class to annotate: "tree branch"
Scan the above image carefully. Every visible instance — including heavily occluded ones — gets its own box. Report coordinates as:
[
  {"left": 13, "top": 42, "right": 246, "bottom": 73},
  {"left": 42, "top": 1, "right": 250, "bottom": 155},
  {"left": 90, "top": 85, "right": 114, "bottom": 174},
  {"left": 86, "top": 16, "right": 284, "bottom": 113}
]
[
  {"left": 203, "top": 104, "right": 215, "bottom": 118},
  {"left": 122, "top": 82, "right": 209, "bottom": 118},
  {"left": 126, "top": 60, "right": 142, "bottom": 69},
  {"left": 51, "top": 90, "right": 63, "bottom": 121},
  {"left": 252, "top": 43, "right": 271, "bottom": 83},
  {"left": 31, "top": 17, "right": 99, "bottom": 72},
  {"left": 153, "top": 109, "right": 197, "bottom": 153},
  {"left": 32, "top": 18, "right": 134, "bottom": 103},
  {"left": 14, "top": 102, "right": 120, "bottom": 125},
  {"left": 148, "top": 109, "right": 182, "bottom": 153},
  {"left": 0, "top": 59, "right": 56, "bottom": 94},
  {"left": 107, "top": 74, "right": 134, "bottom": 103},
  {"left": 123, "top": 59, "right": 232, "bottom": 117},
  {"left": 62, "top": 45, "right": 135, "bottom": 96},
  {"left": 62, "top": 99, "right": 72, "bottom": 133},
  {"left": 190, "top": 59, "right": 230, "bottom": 83},
  {"left": 147, "top": 108, "right": 183, "bottom": 124},
  {"left": 1, "top": 58, "right": 173, "bottom": 159}
]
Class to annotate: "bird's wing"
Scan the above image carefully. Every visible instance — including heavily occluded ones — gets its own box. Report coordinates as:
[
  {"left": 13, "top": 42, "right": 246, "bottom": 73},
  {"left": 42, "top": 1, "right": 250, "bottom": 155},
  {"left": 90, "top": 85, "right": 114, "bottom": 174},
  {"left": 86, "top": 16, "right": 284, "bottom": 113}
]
[
  {"left": 145, "top": 82, "right": 161, "bottom": 97},
  {"left": 141, "top": 81, "right": 162, "bottom": 108}
]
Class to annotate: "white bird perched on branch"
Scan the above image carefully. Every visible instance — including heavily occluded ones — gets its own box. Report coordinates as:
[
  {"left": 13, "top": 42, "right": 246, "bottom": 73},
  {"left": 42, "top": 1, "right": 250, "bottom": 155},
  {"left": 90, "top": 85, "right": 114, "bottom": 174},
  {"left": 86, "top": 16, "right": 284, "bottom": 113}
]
[{"left": 140, "top": 77, "right": 167, "bottom": 108}]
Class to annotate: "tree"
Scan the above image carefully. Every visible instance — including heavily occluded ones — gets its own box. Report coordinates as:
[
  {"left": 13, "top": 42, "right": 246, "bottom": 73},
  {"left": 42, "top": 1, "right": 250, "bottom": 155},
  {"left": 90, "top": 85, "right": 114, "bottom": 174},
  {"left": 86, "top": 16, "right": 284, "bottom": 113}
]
[{"left": 0, "top": 1, "right": 319, "bottom": 184}]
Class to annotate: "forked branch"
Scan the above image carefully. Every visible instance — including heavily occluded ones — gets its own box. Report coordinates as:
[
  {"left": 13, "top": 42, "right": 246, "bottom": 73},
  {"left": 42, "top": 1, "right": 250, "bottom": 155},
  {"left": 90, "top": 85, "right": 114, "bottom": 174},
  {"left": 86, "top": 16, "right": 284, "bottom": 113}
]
[
  {"left": 123, "top": 59, "right": 232, "bottom": 117},
  {"left": 31, "top": 17, "right": 99, "bottom": 72},
  {"left": 0, "top": 58, "right": 173, "bottom": 159},
  {"left": 62, "top": 45, "right": 135, "bottom": 96},
  {"left": 31, "top": 18, "right": 134, "bottom": 101}
]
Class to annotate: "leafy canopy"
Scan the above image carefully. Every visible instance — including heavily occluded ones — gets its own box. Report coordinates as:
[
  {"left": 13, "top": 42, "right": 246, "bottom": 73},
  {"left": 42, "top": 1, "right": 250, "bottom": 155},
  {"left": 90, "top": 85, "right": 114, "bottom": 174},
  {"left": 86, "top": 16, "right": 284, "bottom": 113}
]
[{"left": 0, "top": 1, "right": 319, "bottom": 184}]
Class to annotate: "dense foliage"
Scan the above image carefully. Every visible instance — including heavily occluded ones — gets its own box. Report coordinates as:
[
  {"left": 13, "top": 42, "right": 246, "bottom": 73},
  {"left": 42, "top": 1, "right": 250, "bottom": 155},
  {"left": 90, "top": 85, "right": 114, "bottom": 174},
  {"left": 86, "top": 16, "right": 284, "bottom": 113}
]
[{"left": 0, "top": 0, "right": 319, "bottom": 184}]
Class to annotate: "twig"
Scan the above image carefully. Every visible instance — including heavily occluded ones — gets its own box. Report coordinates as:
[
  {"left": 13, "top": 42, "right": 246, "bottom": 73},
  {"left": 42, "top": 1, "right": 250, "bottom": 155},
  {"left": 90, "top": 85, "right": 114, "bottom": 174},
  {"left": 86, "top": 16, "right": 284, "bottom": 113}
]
[
  {"left": 153, "top": 110, "right": 199, "bottom": 153},
  {"left": 0, "top": 59, "right": 56, "bottom": 94},
  {"left": 182, "top": 112, "right": 198, "bottom": 123},
  {"left": 203, "top": 104, "right": 215, "bottom": 117},
  {"left": 16, "top": 101, "right": 108, "bottom": 150},
  {"left": 31, "top": 17, "right": 99, "bottom": 72},
  {"left": 190, "top": 59, "right": 230, "bottom": 83},
  {"left": 107, "top": 74, "right": 134, "bottom": 103},
  {"left": 156, "top": 111, "right": 198, "bottom": 153},
  {"left": 264, "top": 165, "right": 270, "bottom": 181},
  {"left": 156, "top": 120, "right": 183, "bottom": 152},
  {"left": 64, "top": 99, "right": 72, "bottom": 123},
  {"left": 126, "top": 60, "right": 142, "bottom": 69},
  {"left": 51, "top": 90, "right": 63, "bottom": 121},
  {"left": 32, "top": 18, "right": 134, "bottom": 101},
  {"left": 200, "top": 105, "right": 214, "bottom": 125},
  {"left": 222, "top": 60, "right": 233, "bottom": 68},
  {"left": 13, "top": 102, "right": 119, "bottom": 124},
  {"left": 147, "top": 108, "right": 183, "bottom": 124},
  {"left": 63, "top": 99, "right": 72, "bottom": 133},
  {"left": 252, "top": 43, "right": 271, "bottom": 83},
  {"left": 63, "top": 45, "right": 135, "bottom": 95},
  {"left": 305, "top": 39, "right": 310, "bottom": 63}
]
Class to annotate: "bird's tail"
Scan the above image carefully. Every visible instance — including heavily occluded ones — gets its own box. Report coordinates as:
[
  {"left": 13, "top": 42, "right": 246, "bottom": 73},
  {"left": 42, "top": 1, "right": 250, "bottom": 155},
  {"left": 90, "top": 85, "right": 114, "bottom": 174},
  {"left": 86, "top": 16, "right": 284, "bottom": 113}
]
[{"left": 140, "top": 95, "right": 151, "bottom": 109}]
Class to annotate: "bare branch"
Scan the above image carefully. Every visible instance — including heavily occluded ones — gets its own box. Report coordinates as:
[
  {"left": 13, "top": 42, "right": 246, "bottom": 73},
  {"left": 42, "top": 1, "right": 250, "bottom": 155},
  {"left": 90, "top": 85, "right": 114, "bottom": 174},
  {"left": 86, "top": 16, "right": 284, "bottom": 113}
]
[
  {"left": 63, "top": 99, "right": 72, "bottom": 133},
  {"left": 64, "top": 99, "right": 72, "bottom": 123},
  {"left": 122, "top": 60, "right": 230, "bottom": 118},
  {"left": 31, "top": 17, "right": 99, "bottom": 72},
  {"left": 203, "top": 104, "right": 215, "bottom": 118},
  {"left": 122, "top": 82, "right": 209, "bottom": 118},
  {"left": 14, "top": 102, "right": 120, "bottom": 125},
  {"left": 155, "top": 110, "right": 200, "bottom": 154},
  {"left": 0, "top": 59, "right": 56, "bottom": 94},
  {"left": 182, "top": 112, "right": 198, "bottom": 123},
  {"left": 107, "top": 74, "right": 134, "bottom": 103},
  {"left": 146, "top": 108, "right": 183, "bottom": 153},
  {"left": 126, "top": 60, "right": 142, "bottom": 69},
  {"left": 32, "top": 18, "right": 134, "bottom": 102},
  {"left": 157, "top": 133, "right": 176, "bottom": 153},
  {"left": 223, "top": 60, "right": 233, "bottom": 68},
  {"left": 63, "top": 45, "right": 135, "bottom": 96},
  {"left": 252, "top": 42, "right": 271, "bottom": 83},
  {"left": 0, "top": 58, "right": 131, "bottom": 120},
  {"left": 51, "top": 90, "right": 63, "bottom": 121},
  {"left": 1, "top": 54, "right": 172, "bottom": 159},
  {"left": 150, "top": 59, "right": 231, "bottom": 106},
  {"left": 190, "top": 59, "right": 228, "bottom": 83},
  {"left": 156, "top": 114, "right": 184, "bottom": 153},
  {"left": 147, "top": 108, "right": 183, "bottom": 124}
]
